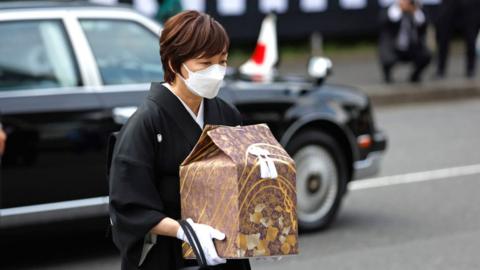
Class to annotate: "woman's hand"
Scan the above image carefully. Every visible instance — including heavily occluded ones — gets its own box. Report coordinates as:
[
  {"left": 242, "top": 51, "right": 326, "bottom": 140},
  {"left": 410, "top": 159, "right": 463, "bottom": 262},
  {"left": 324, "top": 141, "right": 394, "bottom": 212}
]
[{"left": 176, "top": 218, "right": 227, "bottom": 266}]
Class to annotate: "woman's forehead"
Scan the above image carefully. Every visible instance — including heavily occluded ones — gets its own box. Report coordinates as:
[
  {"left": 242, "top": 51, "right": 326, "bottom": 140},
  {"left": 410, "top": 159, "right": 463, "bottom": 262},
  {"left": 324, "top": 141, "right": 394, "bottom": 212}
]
[{"left": 194, "top": 52, "right": 228, "bottom": 60}]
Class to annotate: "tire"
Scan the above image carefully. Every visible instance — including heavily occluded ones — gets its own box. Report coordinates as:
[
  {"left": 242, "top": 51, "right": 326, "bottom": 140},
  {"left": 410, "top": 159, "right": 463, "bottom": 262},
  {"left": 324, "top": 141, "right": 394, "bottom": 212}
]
[{"left": 286, "top": 130, "right": 348, "bottom": 231}]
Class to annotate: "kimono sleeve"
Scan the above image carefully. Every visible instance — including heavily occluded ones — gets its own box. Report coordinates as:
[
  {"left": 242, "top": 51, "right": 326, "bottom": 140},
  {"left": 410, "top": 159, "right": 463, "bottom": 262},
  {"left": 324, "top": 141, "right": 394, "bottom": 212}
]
[{"left": 108, "top": 106, "right": 166, "bottom": 267}]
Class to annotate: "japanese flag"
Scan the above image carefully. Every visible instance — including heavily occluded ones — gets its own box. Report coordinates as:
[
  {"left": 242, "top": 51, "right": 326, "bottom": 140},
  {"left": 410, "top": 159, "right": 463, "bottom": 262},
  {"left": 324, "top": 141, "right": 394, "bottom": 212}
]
[{"left": 239, "top": 14, "right": 278, "bottom": 81}]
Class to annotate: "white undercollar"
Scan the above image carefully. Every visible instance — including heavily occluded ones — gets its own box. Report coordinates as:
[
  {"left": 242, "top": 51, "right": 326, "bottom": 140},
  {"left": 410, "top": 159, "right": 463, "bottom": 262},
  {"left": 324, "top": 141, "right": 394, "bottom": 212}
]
[{"left": 162, "top": 82, "right": 204, "bottom": 128}]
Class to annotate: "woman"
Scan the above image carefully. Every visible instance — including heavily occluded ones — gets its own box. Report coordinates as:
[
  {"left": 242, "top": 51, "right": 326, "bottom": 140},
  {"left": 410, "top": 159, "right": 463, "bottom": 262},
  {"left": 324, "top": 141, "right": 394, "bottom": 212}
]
[{"left": 109, "top": 10, "right": 251, "bottom": 270}]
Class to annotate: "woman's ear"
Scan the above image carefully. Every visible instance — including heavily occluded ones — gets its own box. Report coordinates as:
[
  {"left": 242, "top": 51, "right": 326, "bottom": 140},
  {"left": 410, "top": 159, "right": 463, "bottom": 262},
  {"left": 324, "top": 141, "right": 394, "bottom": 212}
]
[
  {"left": 178, "top": 63, "right": 189, "bottom": 80},
  {"left": 169, "top": 60, "right": 183, "bottom": 83}
]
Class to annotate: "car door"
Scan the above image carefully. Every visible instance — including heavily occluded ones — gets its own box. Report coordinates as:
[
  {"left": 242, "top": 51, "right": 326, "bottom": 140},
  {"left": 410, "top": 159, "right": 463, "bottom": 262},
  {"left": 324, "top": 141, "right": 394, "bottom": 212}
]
[{"left": 0, "top": 18, "right": 106, "bottom": 228}]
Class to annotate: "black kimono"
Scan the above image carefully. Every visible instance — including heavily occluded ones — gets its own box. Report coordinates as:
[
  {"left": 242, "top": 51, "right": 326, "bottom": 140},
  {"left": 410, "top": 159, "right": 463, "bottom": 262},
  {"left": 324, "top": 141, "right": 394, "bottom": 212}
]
[{"left": 109, "top": 82, "right": 251, "bottom": 270}]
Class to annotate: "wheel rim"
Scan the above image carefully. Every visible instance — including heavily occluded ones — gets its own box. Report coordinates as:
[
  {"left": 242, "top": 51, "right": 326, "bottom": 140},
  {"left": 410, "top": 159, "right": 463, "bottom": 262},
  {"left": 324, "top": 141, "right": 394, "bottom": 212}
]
[{"left": 294, "top": 145, "right": 339, "bottom": 224}]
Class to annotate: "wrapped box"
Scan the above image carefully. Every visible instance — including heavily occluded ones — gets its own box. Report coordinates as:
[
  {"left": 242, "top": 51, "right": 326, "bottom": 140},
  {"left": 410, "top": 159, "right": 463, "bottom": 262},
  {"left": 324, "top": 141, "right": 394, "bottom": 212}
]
[{"left": 179, "top": 124, "right": 298, "bottom": 259}]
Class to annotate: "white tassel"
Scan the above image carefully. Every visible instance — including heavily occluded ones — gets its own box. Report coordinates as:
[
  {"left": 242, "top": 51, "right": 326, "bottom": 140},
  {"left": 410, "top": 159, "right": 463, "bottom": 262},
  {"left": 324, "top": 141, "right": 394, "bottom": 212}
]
[{"left": 248, "top": 146, "right": 278, "bottom": 179}]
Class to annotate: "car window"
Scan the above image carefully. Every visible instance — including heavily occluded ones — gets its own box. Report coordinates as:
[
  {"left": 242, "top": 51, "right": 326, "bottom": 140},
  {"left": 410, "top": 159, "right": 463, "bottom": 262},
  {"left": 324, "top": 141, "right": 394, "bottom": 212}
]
[
  {"left": 80, "top": 19, "right": 163, "bottom": 85},
  {"left": 0, "top": 20, "right": 80, "bottom": 91}
]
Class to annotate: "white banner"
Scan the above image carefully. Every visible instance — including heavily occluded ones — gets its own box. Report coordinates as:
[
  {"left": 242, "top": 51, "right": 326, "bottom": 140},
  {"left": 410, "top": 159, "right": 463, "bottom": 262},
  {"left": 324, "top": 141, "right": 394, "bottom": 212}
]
[
  {"left": 259, "top": 0, "right": 289, "bottom": 14},
  {"left": 133, "top": 0, "right": 158, "bottom": 17},
  {"left": 180, "top": 0, "right": 206, "bottom": 12},
  {"left": 217, "top": 0, "right": 246, "bottom": 16},
  {"left": 300, "top": 0, "right": 328, "bottom": 12},
  {"left": 340, "top": 0, "right": 367, "bottom": 9}
]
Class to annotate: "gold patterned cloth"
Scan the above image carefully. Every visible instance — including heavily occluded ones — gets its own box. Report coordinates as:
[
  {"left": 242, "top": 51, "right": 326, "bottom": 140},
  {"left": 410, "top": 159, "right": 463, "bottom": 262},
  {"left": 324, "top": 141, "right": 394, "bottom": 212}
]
[{"left": 179, "top": 124, "right": 298, "bottom": 259}]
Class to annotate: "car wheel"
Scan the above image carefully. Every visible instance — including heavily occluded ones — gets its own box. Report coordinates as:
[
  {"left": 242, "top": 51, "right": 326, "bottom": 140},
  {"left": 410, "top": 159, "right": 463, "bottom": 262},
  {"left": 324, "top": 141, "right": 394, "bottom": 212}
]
[{"left": 286, "top": 130, "right": 348, "bottom": 231}]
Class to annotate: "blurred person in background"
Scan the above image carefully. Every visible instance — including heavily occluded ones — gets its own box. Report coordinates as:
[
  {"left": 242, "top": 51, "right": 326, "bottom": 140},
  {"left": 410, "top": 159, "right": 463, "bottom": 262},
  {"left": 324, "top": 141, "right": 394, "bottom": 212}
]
[
  {"left": 154, "top": 0, "right": 182, "bottom": 23},
  {"left": 378, "top": 0, "right": 431, "bottom": 83},
  {"left": 435, "top": 0, "right": 480, "bottom": 79}
]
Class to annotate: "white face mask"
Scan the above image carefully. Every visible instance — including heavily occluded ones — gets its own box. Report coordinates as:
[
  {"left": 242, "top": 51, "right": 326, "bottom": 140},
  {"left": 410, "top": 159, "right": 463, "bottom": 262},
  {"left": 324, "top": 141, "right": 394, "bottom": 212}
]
[{"left": 180, "top": 63, "right": 226, "bottom": 99}]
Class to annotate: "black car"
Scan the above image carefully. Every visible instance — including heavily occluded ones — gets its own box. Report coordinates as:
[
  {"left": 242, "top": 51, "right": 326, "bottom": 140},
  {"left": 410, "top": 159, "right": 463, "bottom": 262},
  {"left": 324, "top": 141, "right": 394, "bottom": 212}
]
[{"left": 0, "top": 2, "right": 386, "bottom": 232}]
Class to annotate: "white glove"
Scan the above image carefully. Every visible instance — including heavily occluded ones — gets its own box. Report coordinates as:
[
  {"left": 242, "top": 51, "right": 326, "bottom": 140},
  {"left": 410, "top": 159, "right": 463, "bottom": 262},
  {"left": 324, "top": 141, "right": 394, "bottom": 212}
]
[{"left": 176, "top": 218, "right": 227, "bottom": 266}]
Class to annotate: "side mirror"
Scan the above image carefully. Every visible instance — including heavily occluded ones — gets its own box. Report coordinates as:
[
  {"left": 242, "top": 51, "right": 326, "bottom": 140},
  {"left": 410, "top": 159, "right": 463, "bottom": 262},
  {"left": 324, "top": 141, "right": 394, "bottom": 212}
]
[{"left": 307, "top": 56, "right": 332, "bottom": 85}]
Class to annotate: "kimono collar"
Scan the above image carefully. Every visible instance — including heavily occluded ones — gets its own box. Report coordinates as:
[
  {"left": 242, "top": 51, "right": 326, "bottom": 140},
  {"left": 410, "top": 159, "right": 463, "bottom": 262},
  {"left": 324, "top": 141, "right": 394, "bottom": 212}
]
[{"left": 147, "top": 82, "right": 222, "bottom": 149}]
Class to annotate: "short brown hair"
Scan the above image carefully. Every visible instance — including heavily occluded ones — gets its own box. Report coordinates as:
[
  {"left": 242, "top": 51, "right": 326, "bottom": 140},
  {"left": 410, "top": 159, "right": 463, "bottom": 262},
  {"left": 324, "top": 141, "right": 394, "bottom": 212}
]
[{"left": 159, "top": 10, "right": 230, "bottom": 84}]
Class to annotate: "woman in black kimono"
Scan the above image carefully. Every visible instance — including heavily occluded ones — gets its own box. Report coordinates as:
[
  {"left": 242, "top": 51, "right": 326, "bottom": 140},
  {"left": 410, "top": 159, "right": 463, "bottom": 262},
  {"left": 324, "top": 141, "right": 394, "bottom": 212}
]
[{"left": 108, "top": 10, "right": 251, "bottom": 270}]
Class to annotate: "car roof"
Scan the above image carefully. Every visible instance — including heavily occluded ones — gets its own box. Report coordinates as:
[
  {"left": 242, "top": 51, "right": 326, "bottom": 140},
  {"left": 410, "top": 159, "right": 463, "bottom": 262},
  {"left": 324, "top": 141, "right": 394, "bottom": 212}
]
[{"left": 0, "top": 1, "right": 129, "bottom": 11}]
